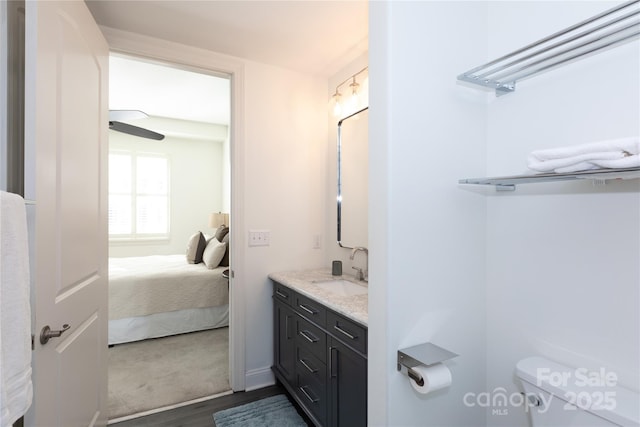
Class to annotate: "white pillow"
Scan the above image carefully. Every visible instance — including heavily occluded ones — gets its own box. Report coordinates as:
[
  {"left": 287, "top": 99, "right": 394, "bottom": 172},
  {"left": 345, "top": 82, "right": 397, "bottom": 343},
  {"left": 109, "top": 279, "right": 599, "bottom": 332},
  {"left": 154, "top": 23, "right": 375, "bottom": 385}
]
[
  {"left": 203, "top": 238, "right": 227, "bottom": 269},
  {"left": 186, "top": 232, "right": 206, "bottom": 264}
]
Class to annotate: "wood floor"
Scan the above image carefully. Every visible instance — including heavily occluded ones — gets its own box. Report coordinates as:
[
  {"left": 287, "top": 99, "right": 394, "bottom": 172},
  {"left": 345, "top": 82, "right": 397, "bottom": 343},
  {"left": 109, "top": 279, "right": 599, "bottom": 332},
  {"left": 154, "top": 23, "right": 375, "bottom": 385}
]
[{"left": 109, "top": 384, "right": 314, "bottom": 427}]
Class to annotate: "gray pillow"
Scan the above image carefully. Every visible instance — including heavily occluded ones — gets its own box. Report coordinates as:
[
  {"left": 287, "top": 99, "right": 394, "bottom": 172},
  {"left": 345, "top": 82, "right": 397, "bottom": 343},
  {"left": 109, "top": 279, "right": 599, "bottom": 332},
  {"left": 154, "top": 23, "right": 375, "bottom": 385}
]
[
  {"left": 220, "top": 231, "right": 230, "bottom": 267},
  {"left": 214, "top": 225, "right": 229, "bottom": 241},
  {"left": 186, "top": 232, "right": 206, "bottom": 264}
]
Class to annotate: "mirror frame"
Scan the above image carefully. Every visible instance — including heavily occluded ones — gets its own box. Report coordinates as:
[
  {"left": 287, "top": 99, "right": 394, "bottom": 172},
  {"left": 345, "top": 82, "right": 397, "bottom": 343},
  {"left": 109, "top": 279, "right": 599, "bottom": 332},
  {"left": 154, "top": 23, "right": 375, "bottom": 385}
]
[{"left": 337, "top": 106, "right": 368, "bottom": 249}]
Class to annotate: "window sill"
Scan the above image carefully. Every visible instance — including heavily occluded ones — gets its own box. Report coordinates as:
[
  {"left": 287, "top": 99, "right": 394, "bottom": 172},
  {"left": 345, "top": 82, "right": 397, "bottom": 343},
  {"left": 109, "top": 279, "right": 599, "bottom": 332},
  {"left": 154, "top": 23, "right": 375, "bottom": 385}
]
[{"left": 109, "top": 237, "right": 170, "bottom": 245}]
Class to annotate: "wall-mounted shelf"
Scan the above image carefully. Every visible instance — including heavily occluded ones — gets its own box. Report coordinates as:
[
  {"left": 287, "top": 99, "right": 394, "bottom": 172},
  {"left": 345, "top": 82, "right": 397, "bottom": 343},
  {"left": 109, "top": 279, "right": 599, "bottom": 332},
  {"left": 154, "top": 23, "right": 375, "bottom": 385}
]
[
  {"left": 457, "top": 0, "right": 640, "bottom": 96},
  {"left": 459, "top": 167, "right": 640, "bottom": 191},
  {"left": 397, "top": 343, "right": 458, "bottom": 386}
]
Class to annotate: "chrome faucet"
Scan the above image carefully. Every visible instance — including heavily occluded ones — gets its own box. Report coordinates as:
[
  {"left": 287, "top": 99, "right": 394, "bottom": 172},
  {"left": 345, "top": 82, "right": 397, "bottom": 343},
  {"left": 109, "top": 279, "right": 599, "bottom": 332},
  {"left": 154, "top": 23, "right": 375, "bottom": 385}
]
[{"left": 350, "top": 246, "right": 368, "bottom": 282}]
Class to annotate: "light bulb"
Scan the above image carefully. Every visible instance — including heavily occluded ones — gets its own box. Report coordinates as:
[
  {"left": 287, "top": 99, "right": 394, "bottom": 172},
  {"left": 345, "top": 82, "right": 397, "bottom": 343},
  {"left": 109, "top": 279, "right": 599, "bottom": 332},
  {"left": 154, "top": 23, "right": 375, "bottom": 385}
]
[
  {"left": 344, "top": 77, "right": 360, "bottom": 114},
  {"left": 345, "top": 92, "right": 358, "bottom": 113},
  {"left": 330, "top": 91, "right": 342, "bottom": 117}
]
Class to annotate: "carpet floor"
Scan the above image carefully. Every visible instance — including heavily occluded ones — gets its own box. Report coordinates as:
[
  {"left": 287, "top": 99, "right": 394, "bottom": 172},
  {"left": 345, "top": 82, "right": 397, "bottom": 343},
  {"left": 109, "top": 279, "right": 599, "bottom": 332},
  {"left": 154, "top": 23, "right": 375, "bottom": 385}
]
[{"left": 108, "top": 328, "right": 230, "bottom": 419}]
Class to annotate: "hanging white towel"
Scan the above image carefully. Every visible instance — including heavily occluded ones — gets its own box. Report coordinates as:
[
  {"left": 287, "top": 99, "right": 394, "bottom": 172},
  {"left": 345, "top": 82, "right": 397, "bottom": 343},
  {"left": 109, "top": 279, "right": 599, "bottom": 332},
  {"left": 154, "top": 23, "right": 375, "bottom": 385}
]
[
  {"left": 0, "top": 192, "right": 33, "bottom": 427},
  {"left": 527, "top": 137, "right": 640, "bottom": 173}
]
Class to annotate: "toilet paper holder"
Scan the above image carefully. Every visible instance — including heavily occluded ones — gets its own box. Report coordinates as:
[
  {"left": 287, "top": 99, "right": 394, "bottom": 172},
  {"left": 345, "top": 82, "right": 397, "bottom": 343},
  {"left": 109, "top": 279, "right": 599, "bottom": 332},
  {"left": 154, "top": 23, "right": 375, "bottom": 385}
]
[{"left": 397, "top": 343, "right": 458, "bottom": 386}]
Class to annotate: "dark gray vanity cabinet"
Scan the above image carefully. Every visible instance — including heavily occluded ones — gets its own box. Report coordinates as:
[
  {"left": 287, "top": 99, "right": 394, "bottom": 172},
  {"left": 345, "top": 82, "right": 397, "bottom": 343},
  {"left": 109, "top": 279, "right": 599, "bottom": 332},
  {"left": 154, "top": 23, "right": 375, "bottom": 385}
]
[
  {"left": 272, "top": 281, "right": 367, "bottom": 427},
  {"left": 274, "top": 298, "right": 296, "bottom": 384},
  {"left": 329, "top": 337, "right": 367, "bottom": 427}
]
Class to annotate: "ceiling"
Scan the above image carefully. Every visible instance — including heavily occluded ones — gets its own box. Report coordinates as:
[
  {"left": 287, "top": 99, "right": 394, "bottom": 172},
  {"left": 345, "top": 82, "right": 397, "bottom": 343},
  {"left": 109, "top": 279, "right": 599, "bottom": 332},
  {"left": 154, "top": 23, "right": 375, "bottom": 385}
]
[
  {"left": 86, "top": 0, "right": 369, "bottom": 77},
  {"left": 109, "top": 55, "right": 231, "bottom": 127}
]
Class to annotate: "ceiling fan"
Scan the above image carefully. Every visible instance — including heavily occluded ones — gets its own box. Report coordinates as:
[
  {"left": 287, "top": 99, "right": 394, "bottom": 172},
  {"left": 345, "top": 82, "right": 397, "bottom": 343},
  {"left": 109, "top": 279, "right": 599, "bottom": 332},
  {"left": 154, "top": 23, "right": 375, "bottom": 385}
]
[{"left": 109, "top": 110, "right": 165, "bottom": 140}]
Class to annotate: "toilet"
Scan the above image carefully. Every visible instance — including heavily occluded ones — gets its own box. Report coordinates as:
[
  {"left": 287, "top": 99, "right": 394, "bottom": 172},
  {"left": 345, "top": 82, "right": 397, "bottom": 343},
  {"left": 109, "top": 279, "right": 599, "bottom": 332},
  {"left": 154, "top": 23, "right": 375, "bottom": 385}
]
[{"left": 516, "top": 356, "right": 640, "bottom": 426}]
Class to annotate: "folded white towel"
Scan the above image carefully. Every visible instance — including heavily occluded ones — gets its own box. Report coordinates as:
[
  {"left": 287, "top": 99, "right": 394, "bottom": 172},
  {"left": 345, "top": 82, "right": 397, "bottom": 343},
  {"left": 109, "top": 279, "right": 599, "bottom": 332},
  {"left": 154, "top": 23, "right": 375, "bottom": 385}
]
[
  {"left": 527, "top": 137, "right": 640, "bottom": 173},
  {"left": 550, "top": 154, "right": 640, "bottom": 174},
  {"left": 0, "top": 192, "right": 33, "bottom": 427}
]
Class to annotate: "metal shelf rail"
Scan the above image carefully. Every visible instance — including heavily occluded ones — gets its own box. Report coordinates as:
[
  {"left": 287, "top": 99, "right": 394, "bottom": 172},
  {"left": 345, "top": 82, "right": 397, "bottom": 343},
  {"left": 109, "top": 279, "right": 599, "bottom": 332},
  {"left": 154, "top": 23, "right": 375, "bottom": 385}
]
[
  {"left": 457, "top": 0, "right": 640, "bottom": 96},
  {"left": 458, "top": 167, "right": 640, "bottom": 191}
]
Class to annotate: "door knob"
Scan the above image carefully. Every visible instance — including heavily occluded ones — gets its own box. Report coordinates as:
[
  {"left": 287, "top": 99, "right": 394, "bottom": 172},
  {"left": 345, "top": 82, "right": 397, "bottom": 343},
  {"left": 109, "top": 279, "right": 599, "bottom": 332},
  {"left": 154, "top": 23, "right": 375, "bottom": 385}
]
[{"left": 40, "top": 324, "right": 70, "bottom": 345}]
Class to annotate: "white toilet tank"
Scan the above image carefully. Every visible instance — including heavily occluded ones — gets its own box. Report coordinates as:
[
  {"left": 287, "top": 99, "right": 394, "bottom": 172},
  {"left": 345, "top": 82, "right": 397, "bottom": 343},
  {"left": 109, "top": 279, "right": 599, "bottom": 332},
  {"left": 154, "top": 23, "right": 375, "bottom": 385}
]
[{"left": 516, "top": 356, "right": 639, "bottom": 427}]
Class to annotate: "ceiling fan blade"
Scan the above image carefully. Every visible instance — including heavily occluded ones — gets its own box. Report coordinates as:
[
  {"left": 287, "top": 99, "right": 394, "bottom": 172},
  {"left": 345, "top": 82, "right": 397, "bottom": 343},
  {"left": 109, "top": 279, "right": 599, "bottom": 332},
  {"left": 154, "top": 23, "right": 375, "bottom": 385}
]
[
  {"left": 109, "top": 110, "right": 149, "bottom": 121},
  {"left": 109, "top": 121, "right": 165, "bottom": 140}
]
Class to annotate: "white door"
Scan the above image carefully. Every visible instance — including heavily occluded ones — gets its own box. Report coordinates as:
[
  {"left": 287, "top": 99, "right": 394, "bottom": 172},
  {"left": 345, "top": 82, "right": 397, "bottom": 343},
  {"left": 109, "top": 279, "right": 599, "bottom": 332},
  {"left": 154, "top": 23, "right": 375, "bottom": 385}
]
[{"left": 24, "top": 1, "right": 108, "bottom": 426}]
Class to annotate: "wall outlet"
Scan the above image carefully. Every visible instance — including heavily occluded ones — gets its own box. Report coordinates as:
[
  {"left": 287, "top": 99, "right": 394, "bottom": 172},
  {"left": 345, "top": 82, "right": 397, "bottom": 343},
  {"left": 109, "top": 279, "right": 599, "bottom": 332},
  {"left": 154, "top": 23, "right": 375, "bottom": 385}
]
[
  {"left": 248, "top": 230, "right": 270, "bottom": 247},
  {"left": 313, "top": 234, "right": 321, "bottom": 249}
]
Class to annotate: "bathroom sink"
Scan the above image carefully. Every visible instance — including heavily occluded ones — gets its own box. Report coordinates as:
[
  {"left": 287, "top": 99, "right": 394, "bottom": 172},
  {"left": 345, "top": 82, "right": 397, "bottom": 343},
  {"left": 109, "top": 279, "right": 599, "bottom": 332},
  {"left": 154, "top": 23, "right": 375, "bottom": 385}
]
[{"left": 313, "top": 279, "right": 368, "bottom": 297}]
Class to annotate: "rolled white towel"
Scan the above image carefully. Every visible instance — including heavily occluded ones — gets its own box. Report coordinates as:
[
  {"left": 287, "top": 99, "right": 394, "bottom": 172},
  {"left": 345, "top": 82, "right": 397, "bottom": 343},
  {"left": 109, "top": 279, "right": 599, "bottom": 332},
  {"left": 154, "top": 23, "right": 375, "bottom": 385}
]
[
  {"left": 529, "top": 137, "right": 639, "bottom": 161},
  {"left": 527, "top": 137, "right": 640, "bottom": 173},
  {"left": 552, "top": 154, "right": 640, "bottom": 173},
  {"left": 591, "top": 153, "right": 640, "bottom": 170},
  {"left": 528, "top": 151, "right": 624, "bottom": 172}
]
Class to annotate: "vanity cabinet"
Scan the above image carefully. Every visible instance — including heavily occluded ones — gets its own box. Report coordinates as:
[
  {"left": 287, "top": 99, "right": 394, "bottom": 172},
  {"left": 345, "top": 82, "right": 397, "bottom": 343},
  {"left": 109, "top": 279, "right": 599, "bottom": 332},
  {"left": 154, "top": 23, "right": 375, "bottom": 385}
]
[
  {"left": 273, "top": 298, "right": 296, "bottom": 384},
  {"left": 272, "top": 281, "right": 367, "bottom": 427},
  {"left": 329, "top": 337, "right": 367, "bottom": 427}
]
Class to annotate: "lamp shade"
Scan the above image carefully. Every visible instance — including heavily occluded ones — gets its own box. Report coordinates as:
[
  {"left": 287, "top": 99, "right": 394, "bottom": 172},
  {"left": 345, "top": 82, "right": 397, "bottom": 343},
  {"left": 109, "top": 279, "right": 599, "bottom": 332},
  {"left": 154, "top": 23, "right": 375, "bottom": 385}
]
[{"left": 209, "top": 212, "right": 229, "bottom": 228}]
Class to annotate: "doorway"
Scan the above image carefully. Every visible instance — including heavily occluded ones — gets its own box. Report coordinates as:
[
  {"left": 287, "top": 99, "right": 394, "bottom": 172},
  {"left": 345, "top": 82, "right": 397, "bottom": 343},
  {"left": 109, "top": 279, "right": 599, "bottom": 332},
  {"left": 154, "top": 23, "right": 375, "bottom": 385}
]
[{"left": 106, "top": 54, "right": 232, "bottom": 421}]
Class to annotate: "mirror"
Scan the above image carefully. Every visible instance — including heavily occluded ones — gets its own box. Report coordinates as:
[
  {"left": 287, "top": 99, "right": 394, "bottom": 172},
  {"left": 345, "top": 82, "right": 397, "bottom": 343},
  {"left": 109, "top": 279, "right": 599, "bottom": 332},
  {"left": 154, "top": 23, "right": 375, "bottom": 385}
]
[{"left": 337, "top": 107, "right": 368, "bottom": 249}]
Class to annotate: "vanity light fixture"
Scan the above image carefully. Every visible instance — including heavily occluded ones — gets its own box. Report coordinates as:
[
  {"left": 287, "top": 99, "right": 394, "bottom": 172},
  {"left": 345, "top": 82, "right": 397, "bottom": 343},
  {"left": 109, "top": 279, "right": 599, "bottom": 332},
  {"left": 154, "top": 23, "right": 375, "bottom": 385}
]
[{"left": 330, "top": 66, "right": 368, "bottom": 118}]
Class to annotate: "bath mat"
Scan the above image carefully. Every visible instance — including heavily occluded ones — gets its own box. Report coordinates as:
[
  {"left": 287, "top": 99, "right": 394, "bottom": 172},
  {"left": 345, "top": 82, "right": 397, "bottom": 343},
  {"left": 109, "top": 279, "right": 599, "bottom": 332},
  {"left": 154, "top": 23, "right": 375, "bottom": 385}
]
[{"left": 213, "top": 394, "right": 307, "bottom": 427}]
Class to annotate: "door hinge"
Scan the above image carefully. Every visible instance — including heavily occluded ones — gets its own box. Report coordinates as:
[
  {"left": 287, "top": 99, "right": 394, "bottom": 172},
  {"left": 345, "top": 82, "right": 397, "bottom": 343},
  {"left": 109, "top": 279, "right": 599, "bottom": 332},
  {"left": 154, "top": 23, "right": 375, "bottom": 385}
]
[{"left": 31, "top": 334, "right": 35, "bottom": 351}]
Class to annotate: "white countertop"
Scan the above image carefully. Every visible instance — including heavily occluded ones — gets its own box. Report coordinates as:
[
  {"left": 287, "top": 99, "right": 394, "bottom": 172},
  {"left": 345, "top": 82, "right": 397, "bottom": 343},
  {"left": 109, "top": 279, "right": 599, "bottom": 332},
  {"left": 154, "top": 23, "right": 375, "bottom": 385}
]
[{"left": 268, "top": 269, "right": 368, "bottom": 326}]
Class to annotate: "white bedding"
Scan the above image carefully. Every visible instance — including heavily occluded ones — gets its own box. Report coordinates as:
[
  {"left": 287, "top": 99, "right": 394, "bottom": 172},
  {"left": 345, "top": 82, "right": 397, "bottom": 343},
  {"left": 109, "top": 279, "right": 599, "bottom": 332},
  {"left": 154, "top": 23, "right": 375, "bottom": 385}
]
[
  {"left": 109, "top": 254, "right": 228, "bottom": 320},
  {"left": 108, "top": 254, "right": 229, "bottom": 344},
  {"left": 108, "top": 306, "right": 229, "bottom": 345}
]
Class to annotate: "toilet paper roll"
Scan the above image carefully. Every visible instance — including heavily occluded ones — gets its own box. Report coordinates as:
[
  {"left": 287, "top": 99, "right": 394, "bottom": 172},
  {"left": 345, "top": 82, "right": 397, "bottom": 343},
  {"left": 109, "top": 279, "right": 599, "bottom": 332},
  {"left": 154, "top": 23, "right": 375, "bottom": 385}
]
[{"left": 409, "top": 363, "right": 452, "bottom": 395}]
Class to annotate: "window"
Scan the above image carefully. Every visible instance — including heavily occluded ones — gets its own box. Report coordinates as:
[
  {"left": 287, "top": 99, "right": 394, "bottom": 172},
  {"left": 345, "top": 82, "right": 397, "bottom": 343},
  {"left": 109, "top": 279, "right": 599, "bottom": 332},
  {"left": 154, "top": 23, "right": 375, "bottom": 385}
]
[{"left": 109, "top": 152, "right": 170, "bottom": 239}]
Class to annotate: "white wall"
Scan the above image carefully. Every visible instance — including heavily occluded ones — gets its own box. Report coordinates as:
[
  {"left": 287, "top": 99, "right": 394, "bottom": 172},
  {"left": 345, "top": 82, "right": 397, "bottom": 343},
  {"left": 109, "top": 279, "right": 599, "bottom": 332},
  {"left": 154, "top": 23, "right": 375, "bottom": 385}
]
[
  {"left": 370, "top": 1, "right": 639, "bottom": 426},
  {"left": 108, "top": 126, "right": 227, "bottom": 257},
  {"left": 102, "top": 26, "right": 329, "bottom": 392},
  {"left": 241, "top": 59, "right": 328, "bottom": 388},
  {"left": 325, "top": 52, "right": 369, "bottom": 274},
  {"left": 485, "top": 2, "right": 640, "bottom": 426},
  {"left": 369, "top": 2, "right": 488, "bottom": 425}
]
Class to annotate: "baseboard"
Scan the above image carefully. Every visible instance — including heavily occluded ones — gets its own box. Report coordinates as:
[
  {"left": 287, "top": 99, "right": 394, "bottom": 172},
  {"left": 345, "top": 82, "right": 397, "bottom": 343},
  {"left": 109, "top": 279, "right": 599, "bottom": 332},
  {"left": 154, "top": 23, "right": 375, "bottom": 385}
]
[
  {"left": 244, "top": 366, "right": 275, "bottom": 391},
  {"left": 107, "top": 390, "right": 233, "bottom": 424}
]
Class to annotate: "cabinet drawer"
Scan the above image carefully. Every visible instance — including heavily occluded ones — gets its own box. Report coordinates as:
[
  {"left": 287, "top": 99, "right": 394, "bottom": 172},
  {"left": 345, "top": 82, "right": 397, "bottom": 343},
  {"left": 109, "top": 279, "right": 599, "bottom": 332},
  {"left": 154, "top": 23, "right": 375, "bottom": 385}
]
[
  {"left": 296, "top": 345, "right": 326, "bottom": 384},
  {"left": 296, "top": 368, "right": 327, "bottom": 426},
  {"left": 294, "top": 293, "right": 326, "bottom": 327},
  {"left": 327, "top": 311, "right": 367, "bottom": 355},
  {"left": 273, "top": 282, "right": 293, "bottom": 306},
  {"left": 295, "top": 315, "right": 326, "bottom": 362}
]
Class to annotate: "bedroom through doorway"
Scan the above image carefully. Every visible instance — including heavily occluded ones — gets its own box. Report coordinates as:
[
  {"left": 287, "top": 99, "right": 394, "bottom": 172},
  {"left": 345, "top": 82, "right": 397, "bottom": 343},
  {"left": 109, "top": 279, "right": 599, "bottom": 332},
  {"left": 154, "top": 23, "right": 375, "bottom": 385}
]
[{"left": 106, "top": 54, "right": 232, "bottom": 421}]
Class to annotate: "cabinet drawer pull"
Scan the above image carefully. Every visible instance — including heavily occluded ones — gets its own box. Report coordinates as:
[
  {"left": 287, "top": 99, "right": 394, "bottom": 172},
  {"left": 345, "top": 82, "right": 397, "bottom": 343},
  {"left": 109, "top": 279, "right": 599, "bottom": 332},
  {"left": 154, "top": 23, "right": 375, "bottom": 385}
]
[
  {"left": 275, "top": 290, "right": 289, "bottom": 299},
  {"left": 298, "top": 304, "right": 317, "bottom": 315},
  {"left": 299, "top": 385, "right": 319, "bottom": 403},
  {"left": 285, "top": 315, "right": 292, "bottom": 340},
  {"left": 300, "top": 358, "right": 317, "bottom": 373},
  {"left": 334, "top": 324, "right": 357, "bottom": 340},
  {"left": 299, "top": 330, "right": 319, "bottom": 343},
  {"left": 329, "top": 346, "right": 337, "bottom": 378}
]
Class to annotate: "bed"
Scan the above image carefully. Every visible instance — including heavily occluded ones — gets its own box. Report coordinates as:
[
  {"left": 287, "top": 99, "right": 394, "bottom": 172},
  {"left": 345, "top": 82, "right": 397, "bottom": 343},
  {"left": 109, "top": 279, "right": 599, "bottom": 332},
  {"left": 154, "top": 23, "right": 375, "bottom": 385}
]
[{"left": 108, "top": 254, "right": 229, "bottom": 345}]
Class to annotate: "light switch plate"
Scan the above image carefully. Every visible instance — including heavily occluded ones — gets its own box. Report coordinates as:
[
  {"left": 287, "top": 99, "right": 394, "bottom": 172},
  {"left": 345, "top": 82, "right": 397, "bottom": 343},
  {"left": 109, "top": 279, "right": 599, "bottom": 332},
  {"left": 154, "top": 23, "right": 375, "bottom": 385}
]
[{"left": 248, "top": 230, "right": 270, "bottom": 247}]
